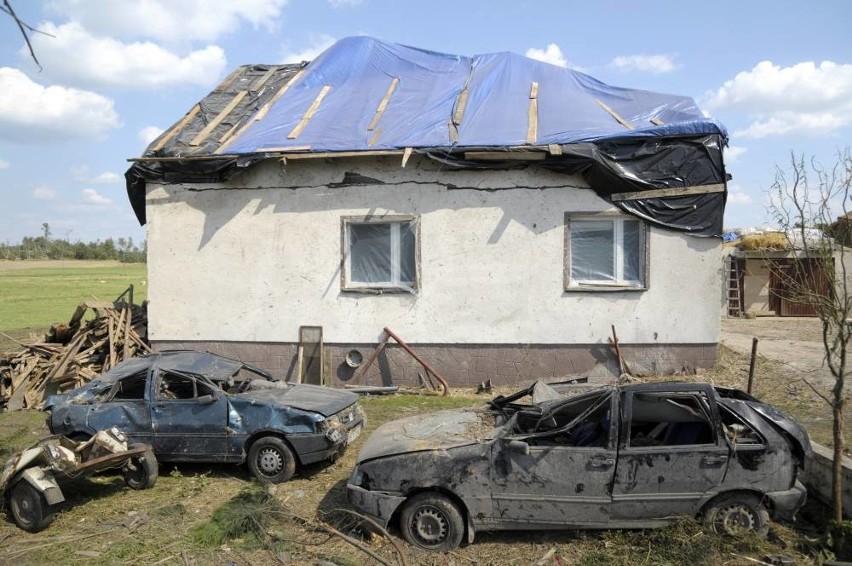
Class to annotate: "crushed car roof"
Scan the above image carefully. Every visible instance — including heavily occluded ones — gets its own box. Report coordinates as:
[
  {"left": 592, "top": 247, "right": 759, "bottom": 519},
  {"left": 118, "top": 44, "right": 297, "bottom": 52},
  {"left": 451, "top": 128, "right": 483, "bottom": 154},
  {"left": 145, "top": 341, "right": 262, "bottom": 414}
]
[{"left": 87, "top": 351, "right": 245, "bottom": 385}]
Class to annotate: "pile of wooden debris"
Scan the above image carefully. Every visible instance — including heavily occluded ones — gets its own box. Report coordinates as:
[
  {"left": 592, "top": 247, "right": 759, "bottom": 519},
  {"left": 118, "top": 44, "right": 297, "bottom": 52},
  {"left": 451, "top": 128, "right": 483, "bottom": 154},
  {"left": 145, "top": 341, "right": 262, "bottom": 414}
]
[{"left": 0, "top": 287, "right": 150, "bottom": 411}]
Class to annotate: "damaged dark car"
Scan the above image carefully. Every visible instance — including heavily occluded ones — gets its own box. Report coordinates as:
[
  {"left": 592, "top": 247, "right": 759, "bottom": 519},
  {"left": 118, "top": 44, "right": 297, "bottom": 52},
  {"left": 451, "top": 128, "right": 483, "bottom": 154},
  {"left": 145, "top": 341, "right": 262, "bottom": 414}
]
[
  {"left": 348, "top": 381, "right": 810, "bottom": 551},
  {"left": 45, "top": 351, "right": 365, "bottom": 483}
]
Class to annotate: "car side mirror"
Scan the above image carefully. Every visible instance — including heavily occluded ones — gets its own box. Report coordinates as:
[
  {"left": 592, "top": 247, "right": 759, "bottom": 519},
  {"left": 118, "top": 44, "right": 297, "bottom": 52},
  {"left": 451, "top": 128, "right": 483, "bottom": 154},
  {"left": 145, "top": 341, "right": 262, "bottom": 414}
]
[
  {"left": 508, "top": 440, "right": 530, "bottom": 456},
  {"left": 197, "top": 393, "right": 218, "bottom": 405}
]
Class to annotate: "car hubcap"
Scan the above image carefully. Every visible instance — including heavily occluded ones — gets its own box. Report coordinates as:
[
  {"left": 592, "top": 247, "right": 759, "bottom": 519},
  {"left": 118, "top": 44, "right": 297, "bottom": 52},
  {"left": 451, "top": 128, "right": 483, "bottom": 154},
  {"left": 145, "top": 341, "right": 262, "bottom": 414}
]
[
  {"left": 258, "top": 447, "right": 283, "bottom": 475},
  {"left": 413, "top": 506, "right": 447, "bottom": 543},
  {"left": 718, "top": 504, "right": 756, "bottom": 535}
]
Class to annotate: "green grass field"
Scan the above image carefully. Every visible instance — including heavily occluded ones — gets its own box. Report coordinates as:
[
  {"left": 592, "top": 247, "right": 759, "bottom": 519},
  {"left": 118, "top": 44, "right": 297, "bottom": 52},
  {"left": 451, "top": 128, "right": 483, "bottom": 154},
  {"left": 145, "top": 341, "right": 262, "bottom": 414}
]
[{"left": 0, "top": 260, "right": 147, "bottom": 351}]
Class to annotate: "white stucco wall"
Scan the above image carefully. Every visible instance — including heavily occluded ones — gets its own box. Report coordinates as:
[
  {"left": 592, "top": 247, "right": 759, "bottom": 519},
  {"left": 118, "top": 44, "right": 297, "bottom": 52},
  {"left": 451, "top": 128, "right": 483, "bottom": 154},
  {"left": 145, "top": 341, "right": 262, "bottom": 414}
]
[{"left": 146, "top": 156, "right": 721, "bottom": 345}]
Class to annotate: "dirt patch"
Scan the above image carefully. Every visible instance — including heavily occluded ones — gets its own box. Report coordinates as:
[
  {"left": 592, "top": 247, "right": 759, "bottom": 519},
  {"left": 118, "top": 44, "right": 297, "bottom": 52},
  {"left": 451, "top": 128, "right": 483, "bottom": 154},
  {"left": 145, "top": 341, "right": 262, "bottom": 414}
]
[{"left": 721, "top": 317, "right": 836, "bottom": 391}]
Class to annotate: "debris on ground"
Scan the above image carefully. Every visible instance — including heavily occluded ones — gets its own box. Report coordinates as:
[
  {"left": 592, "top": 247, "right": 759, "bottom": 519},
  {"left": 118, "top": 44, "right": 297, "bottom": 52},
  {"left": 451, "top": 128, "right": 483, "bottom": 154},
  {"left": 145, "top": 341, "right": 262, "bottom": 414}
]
[{"left": 0, "top": 286, "right": 149, "bottom": 411}]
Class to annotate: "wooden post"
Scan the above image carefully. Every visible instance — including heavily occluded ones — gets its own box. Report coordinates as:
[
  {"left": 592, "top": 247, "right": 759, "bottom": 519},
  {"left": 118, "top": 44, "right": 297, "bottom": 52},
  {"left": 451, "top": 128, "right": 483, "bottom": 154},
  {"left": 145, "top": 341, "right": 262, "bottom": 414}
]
[{"left": 747, "top": 337, "right": 759, "bottom": 394}]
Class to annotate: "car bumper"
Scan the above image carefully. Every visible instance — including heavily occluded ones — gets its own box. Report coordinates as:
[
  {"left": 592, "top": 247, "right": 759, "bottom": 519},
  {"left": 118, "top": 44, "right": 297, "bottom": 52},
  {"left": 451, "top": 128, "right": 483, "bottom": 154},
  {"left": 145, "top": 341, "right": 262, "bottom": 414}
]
[
  {"left": 347, "top": 483, "right": 406, "bottom": 529},
  {"left": 766, "top": 479, "right": 807, "bottom": 522},
  {"left": 288, "top": 416, "right": 365, "bottom": 465}
]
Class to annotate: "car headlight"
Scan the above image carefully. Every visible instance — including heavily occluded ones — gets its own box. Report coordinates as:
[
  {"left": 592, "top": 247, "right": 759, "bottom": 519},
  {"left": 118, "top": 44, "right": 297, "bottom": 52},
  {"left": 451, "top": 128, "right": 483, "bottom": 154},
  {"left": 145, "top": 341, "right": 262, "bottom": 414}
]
[
  {"left": 320, "top": 414, "right": 341, "bottom": 431},
  {"left": 319, "top": 414, "right": 344, "bottom": 443},
  {"left": 46, "top": 444, "right": 61, "bottom": 460}
]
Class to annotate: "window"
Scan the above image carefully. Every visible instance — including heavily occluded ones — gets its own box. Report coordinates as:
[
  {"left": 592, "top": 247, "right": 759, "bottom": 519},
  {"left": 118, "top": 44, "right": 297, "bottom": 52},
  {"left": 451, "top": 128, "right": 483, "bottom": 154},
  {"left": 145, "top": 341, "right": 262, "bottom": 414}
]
[
  {"left": 342, "top": 217, "right": 418, "bottom": 292},
  {"left": 111, "top": 371, "right": 147, "bottom": 400},
  {"left": 157, "top": 372, "right": 215, "bottom": 400},
  {"left": 627, "top": 391, "right": 715, "bottom": 447},
  {"left": 565, "top": 215, "right": 646, "bottom": 290}
]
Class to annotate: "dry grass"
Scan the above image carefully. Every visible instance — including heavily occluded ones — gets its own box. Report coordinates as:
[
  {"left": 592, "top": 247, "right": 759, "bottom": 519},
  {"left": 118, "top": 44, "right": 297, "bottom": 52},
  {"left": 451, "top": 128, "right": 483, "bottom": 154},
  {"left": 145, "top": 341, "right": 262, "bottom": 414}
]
[{"left": 736, "top": 232, "right": 790, "bottom": 251}]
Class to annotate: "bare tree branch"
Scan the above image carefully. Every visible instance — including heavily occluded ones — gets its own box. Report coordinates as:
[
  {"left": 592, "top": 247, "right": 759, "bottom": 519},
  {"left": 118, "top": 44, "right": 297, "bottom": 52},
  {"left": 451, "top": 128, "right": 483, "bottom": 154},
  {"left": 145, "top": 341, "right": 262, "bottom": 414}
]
[
  {"left": 767, "top": 147, "right": 852, "bottom": 529},
  {"left": 2, "top": 0, "right": 55, "bottom": 71}
]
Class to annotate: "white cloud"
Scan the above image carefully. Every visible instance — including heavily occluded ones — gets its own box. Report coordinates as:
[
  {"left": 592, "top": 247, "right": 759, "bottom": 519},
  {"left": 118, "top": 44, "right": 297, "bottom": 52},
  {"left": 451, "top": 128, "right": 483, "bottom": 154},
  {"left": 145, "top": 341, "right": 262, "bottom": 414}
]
[
  {"left": 525, "top": 44, "right": 567, "bottom": 68},
  {"left": 92, "top": 172, "right": 122, "bottom": 184},
  {"left": 70, "top": 166, "right": 122, "bottom": 184},
  {"left": 27, "top": 22, "right": 226, "bottom": 90},
  {"left": 45, "top": 0, "right": 288, "bottom": 44},
  {"left": 33, "top": 185, "right": 58, "bottom": 201},
  {"left": 727, "top": 190, "right": 753, "bottom": 205},
  {"left": 725, "top": 146, "right": 748, "bottom": 163},
  {"left": 734, "top": 111, "right": 847, "bottom": 139},
  {"left": 281, "top": 34, "right": 336, "bottom": 64},
  {"left": 705, "top": 60, "right": 852, "bottom": 139},
  {"left": 0, "top": 159, "right": 9, "bottom": 170},
  {"left": 82, "top": 188, "right": 114, "bottom": 206},
  {"left": 139, "top": 125, "right": 165, "bottom": 145},
  {"left": 0, "top": 67, "right": 119, "bottom": 142},
  {"left": 610, "top": 54, "right": 678, "bottom": 74}
]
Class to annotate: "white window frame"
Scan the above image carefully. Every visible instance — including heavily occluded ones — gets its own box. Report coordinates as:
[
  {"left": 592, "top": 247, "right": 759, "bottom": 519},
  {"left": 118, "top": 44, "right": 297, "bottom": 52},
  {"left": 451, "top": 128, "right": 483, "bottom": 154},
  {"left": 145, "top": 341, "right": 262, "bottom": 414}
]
[
  {"left": 564, "top": 213, "right": 648, "bottom": 291},
  {"left": 341, "top": 215, "right": 419, "bottom": 293}
]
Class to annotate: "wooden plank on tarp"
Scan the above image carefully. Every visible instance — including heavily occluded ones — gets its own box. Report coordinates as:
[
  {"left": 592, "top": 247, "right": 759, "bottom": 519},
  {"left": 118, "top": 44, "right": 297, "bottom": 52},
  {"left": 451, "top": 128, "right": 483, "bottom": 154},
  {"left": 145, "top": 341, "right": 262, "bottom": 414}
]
[
  {"left": 527, "top": 81, "right": 539, "bottom": 144},
  {"left": 288, "top": 85, "right": 332, "bottom": 139},
  {"left": 190, "top": 91, "right": 248, "bottom": 147},
  {"left": 368, "top": 77, "right": 399, "bottom": 131},
  {"left": 594, "top": 98, "right": 634, "bottom": 130},
  {"left": 610, "top": 183, "right": 726, "bottom": 201}
]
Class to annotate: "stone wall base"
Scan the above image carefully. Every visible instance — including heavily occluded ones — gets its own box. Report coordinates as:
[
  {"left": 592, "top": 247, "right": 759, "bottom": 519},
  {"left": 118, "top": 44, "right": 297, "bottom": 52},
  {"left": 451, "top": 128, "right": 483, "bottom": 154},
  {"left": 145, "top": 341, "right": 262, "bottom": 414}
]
[{"left": 152, "top": 340, "right": 717, "bottom": 389}]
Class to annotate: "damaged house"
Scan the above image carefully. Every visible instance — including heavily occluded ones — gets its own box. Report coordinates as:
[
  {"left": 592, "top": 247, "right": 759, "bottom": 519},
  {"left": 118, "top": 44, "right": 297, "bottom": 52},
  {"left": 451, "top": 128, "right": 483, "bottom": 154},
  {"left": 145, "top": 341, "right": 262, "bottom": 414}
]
[{"left": 125, "top": 36, "right": 729, "bottom": 388}]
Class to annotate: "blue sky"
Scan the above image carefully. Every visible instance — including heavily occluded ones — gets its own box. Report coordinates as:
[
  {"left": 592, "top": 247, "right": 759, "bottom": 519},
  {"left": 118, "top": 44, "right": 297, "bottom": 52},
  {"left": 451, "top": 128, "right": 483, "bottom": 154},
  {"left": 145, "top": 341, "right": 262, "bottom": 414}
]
[{"left": 1, "top": 0, "right": 850, "bottom": 244}]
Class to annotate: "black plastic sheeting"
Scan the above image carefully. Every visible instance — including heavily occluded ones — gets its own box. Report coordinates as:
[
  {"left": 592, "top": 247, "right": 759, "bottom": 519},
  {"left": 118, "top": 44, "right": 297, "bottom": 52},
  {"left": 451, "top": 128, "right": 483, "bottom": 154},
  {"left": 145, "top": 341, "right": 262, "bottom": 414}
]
[
  {"left": 429, "top": 133, "right": 727, "bottom": 236},
  {"left": 126, "top": 132, "right": 726, "bottom": 236}
]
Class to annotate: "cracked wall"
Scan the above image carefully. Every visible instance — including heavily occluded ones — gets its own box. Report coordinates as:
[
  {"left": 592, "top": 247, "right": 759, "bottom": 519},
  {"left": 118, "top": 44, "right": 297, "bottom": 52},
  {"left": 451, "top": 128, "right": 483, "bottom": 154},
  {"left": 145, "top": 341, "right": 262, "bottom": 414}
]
[{"left": 146, "top": 154, "right": 721, "bottom": 365}]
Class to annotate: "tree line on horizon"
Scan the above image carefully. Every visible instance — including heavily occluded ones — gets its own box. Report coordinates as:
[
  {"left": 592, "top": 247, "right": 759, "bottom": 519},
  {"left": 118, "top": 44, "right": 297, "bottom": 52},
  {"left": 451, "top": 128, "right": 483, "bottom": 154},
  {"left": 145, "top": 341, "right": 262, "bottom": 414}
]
[{"left": 0, "top": 224, "right": 146, "bottom": 263}]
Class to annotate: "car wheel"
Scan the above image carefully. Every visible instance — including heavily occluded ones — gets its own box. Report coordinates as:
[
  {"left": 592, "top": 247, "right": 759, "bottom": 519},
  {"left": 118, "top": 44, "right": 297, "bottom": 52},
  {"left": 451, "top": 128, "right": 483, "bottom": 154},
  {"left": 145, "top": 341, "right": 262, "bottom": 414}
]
[
  {"left": 247, "top": 437, "right": 296, "bottom": 483},
  {"left": 400, "top": 492, "right": 465, "bottom": 551},
  {"left": 703, "top": 492, "right": 770, "bottom": 537},
  {"left": 8, "top": 481, "right": 55, "bottom": 533},
  {"left": 122, "top": 444, "right": 159, "bottom": 490}
]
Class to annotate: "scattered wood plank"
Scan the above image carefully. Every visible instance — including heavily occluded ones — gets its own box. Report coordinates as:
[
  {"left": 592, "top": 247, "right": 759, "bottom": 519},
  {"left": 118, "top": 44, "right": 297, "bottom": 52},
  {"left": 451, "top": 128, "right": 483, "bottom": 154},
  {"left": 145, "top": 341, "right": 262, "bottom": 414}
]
[{"left": 0, "top": 287, "right": 150, "bottom": 410}]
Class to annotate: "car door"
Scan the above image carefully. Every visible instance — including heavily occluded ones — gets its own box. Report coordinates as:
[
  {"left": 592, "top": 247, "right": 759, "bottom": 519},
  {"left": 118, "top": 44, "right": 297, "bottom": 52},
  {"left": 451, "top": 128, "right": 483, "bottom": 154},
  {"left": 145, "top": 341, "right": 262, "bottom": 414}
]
[
  {"left": 85, "top": 368, "right": 153, "bottom": 445},
  {"left": 150, "top": 369, "right": 228, "bottom": 459},
  {"left": 489, "top": 391, "right": 616, "bottom": 526},
  {"left": 610, "top": 386, "right": 729, "bottom": 522}
]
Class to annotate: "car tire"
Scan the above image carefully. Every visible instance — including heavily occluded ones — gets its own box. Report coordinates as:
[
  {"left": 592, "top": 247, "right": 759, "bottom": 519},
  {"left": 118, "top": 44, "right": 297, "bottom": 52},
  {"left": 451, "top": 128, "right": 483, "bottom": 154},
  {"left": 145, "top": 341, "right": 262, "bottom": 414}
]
[
  {"left": 399, "top": 492, "right": 465, "bottom": 551},
  {"left": 247, "top": 437, "right": 296, "bottom": 483},
  {"left": 122, "top": 444, "right": 158, "bottom": 490},
  {"left": 703, "top": 492, "right": 770, "bottom": 537},
  {"left": 8, "top": 481, "right": 55, "bottom": 533}
]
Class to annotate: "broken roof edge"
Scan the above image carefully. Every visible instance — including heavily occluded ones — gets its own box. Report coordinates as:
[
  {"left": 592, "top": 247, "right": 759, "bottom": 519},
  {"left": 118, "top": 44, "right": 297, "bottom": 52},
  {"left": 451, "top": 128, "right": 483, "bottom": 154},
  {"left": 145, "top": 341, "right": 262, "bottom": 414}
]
[{"left": 125, "top": 132, "right": 727, "bottom": 237}]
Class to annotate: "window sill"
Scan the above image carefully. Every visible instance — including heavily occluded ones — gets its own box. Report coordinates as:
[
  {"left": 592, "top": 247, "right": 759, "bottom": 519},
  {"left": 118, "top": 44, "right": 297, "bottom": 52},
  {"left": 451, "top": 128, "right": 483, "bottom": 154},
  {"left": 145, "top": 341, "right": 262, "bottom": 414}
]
[
  {"left": 341, "top": 286, "right": 418, "bottom": 295},
  {"left": 564, "top": 284, "right": 646, "bottom": 293}
]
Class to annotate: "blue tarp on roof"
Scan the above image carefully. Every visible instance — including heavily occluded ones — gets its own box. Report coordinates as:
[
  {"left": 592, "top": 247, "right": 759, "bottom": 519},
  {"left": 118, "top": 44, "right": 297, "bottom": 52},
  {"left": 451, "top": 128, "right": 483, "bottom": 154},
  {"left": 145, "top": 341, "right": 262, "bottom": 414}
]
[
  {"left": 126, "top": 36, "right": 729, "bottom": 236},
  {"left": 224, "top": 36, "right": 725, "bottom": 153}
]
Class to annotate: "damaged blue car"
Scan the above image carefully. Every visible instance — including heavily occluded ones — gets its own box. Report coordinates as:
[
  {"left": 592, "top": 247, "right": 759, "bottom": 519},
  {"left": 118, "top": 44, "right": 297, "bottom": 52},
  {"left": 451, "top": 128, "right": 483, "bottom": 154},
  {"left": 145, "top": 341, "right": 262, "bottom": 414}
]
[{"left": 44, "top": 351, "right": 365, "bottom": 483}]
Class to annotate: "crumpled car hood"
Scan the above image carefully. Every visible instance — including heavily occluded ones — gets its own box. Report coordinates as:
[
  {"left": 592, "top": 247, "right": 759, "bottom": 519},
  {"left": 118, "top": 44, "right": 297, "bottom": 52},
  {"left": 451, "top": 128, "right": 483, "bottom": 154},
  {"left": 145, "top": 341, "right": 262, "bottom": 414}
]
[
  {"left": 356, "top": 408, "right": 494, "bottom": 463},
  {"left": 235, "top": 383, "right": 357, "bottom": 417}
]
